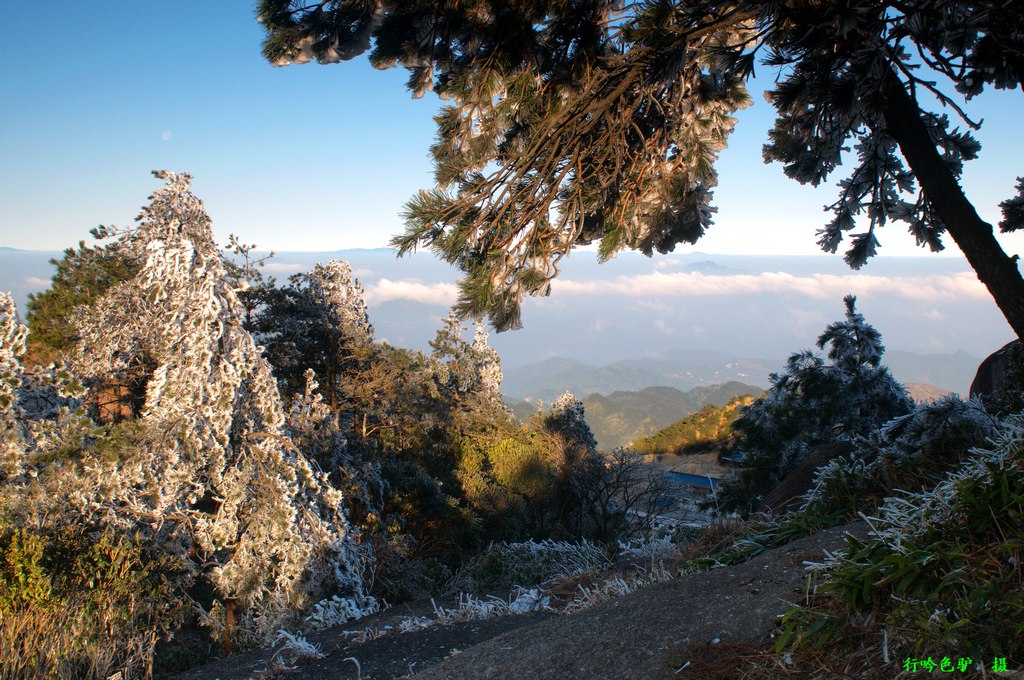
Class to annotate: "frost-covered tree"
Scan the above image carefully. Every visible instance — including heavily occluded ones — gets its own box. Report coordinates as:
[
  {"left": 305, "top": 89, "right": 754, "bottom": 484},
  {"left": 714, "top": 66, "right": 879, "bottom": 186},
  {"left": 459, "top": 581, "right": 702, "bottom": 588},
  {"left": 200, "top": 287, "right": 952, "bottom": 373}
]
[
  {"left": 223, "top": 233, "right": 277, "bottom": 328},
  {"left": 25, "top": 239, "right": 138, "bottom": 364},
  {"left": 12, "top": 171, "right": 373, "bottom": 641},
  {"left": 542, "top": 392, "right": 598, "bottom": 454},
  {"left": 428, "top": 313, "right": 505, "bottom": 428},
  {"left": 718, "top": 295, "right": 913, "bottom": 514},
  {"left": 254, "top": 260, "right": 373, "bottom": 420},
  {"left": 0, "top": 294, "right": 28, "bottom": 478}
]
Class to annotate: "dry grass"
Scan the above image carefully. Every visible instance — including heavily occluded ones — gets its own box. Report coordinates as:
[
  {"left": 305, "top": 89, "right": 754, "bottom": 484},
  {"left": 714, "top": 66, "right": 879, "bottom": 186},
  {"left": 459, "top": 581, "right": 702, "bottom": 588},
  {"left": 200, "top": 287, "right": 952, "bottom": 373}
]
[
  {"left": 0, "top": 603, "right": 157, "bottom": 680},
  {"left": 680, "top": 516, "right": 755, "bottom": 562}
]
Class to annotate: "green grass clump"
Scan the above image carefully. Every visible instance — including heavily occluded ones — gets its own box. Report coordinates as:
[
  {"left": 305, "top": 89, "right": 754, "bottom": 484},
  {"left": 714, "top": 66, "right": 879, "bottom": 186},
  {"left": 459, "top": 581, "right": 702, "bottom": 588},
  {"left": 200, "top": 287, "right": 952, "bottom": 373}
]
[{"left": 778, "top": 416, "right": 1024, "bottom": 667}]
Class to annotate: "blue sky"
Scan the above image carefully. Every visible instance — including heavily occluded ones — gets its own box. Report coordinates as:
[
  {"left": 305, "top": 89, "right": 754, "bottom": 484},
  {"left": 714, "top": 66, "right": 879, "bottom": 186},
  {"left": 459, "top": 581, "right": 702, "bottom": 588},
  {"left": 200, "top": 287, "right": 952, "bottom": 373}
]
[{"left": 1, "top": 1, "right": 1022, "bottom": 260}]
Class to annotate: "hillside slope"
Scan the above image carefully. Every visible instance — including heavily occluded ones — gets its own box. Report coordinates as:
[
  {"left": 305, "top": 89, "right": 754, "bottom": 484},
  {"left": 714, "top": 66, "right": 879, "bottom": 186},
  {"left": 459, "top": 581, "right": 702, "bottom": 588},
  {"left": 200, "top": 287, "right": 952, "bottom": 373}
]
[
  {"left": 632, "top": 395, "right": 756, "bottom": 456},
  {"left": 581, "top": 382, "right": 762, "bottom": 449},
  {"left": 416, "top": 522, "right": 868, "bottom": 680}
]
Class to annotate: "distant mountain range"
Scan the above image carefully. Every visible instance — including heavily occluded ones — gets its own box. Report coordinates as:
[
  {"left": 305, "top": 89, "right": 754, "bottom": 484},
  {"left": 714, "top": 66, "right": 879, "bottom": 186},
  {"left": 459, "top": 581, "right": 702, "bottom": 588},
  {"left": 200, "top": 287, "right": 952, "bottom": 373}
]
[
  {"left": 502, "top": 348, "right": 980, "bottom": 404},
  {"left": 501, "top": 351, "right": 779, "bottom": 403}
]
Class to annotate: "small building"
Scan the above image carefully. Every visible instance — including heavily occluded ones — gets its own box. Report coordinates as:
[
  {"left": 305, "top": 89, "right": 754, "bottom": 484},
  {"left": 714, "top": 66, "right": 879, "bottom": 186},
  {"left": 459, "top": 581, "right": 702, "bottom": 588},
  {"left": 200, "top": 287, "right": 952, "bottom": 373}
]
[
  {"left": 664, "top": 471, "right": 728, "bottom": 497},
  {"left": 719, "top": 451, "right": 744, "bottom": 465}
]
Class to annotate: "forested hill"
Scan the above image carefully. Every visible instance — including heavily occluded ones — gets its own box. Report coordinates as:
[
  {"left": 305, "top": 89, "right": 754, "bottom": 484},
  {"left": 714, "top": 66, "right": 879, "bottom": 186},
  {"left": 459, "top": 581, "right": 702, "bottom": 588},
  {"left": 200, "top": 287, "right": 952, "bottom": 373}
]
[
  {"left": 632, "top": 395, "right": 756, "bottom": 456},
  {"left": 510, "top": 382, "right": 762, "bottom": 450}
]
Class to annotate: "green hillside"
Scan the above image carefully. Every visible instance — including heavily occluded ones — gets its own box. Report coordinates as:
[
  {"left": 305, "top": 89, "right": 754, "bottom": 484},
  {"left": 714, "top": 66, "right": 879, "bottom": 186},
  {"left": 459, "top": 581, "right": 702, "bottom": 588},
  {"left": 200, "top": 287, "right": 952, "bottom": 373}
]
[
  {"left": 574, "top": 382, "right": 761, "bottom": 449},
  {"left": 631, "top": 394, "right": 757, "bottom": 456}
]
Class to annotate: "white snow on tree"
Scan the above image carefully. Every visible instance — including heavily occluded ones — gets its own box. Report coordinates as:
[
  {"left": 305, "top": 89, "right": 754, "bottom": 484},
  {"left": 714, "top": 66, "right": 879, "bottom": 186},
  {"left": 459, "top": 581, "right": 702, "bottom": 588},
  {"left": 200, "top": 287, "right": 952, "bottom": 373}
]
[
  {"left": 718, "top": 295, "right": 913, "bottom": 514},
  {"left": 21, "top": 171, "right": 375, "bottom": 639},
  {"left": 304, "top": 260, "right": 373, "bottom": 349},
  {"left": 0, "top": 293, "right": 28, "bottom": 478},
  {"left": 252, "top": 259, "right": 373, "bottom": 418},
  {"left": 543, "top": 392, "right": 598, "bottom": 453},
  {"left": 429, "top": 313, "right": 505, "bottom": 418},
  {"left": 470, "top": 321, "right": 503, "bottom": 407}
]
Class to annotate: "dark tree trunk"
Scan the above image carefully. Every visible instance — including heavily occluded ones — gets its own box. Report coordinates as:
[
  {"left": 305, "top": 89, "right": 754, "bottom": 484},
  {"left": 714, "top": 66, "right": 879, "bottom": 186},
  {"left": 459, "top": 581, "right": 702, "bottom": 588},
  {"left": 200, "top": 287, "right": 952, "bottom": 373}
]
[{"left": 880, "top": 67, "right": 1024, "bottom": 341}]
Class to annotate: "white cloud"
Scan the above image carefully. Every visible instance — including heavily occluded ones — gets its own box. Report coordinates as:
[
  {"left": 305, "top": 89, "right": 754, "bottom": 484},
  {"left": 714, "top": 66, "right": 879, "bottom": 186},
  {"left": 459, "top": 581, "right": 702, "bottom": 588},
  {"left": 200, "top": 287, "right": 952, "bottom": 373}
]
[
  {"left": 365, "top": 279, "right": 458, "bottom": 306},
  {"left": 24, "top": 276, "right": 49, "bottom": 287},
  {"left": 551, "top": 271, "right": 987, "bottom": 301},
  {"left": 922, "top": 309, "right": 947, "bottom": 321},
  {"left": 263, "top": 262, "right": 307, "bottom": 274}
]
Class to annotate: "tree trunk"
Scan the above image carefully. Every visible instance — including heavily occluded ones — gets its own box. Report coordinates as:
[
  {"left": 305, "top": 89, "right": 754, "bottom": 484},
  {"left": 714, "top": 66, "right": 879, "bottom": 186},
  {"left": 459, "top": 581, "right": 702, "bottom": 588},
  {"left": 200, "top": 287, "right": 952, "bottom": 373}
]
[{"left": 880, "top": 67, "right": 1024, "bottom": 341}]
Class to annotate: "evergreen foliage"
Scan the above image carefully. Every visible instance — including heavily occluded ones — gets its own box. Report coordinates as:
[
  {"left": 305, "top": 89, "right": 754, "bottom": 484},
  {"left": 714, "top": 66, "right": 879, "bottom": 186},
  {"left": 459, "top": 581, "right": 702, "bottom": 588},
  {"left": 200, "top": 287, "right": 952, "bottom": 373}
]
[
  {"left": 717, "top": 296, "right": 912, "bottom": 515},
  {"left": 252, "top": 260, "right": 373, "bottom": 421},
  {"left": 801, "top": 394, "right": 1001, "bottom": 520},
  {"left": 542, "top": 392, "right": 598, "bottom": 454},
  {"left": 781, "top": 416, "right": 1024, "bottom": 666},
  {"left": 25, "top": 239, "right": 138, "bottom": 364},
  {"left": 258, "top": 1, "right": 1024, "bottom": 338}
]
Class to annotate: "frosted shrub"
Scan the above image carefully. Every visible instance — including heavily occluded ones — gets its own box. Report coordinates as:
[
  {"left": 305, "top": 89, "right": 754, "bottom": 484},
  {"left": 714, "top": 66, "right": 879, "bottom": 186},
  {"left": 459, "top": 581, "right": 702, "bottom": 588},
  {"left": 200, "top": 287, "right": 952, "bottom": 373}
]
[
  {"left": 428, "top": 588, "right": 552, "bottom": 625},
  {"left": 616, "top": 533, "right": 681, "bottom": 561},
  {"left": 563, "top": 563, "right": 675, "bottom": 614},
  {"left": 875, "top": 394, "right": 998, "bottom": 463},
  {"left": 304, "top": 594, "right": 380, "bottom": 631},
  {"left": 465, "top": 539, "right": 609, "bottom": 591},
  {"left": 803, "top": 394, "right": 1000, "bottom": 516},
  {"left": 867, "top": 416, "right": 1022, "bottom": 544},
  {"left": 386, "top": 588, "right": 552, "bottom": 636},
  {"left": 258, "top": 630, "right": 325, "bottom": 676},
  {"left": 786, "top": 417, "right": 1024, "bottom": 661}
]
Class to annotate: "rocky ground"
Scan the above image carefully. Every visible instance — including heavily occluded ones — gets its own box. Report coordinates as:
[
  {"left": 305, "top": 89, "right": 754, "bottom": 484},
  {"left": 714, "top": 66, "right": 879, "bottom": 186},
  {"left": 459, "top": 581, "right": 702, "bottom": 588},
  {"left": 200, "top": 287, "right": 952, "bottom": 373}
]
[{"left": 172, "top": 521, "right": 868, "bottom": 679}]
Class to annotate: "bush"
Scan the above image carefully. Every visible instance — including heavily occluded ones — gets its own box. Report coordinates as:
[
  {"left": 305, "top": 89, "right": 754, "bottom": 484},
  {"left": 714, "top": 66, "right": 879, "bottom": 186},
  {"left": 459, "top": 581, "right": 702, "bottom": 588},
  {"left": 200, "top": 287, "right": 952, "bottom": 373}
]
[
  {"left": 802, "top": 394, "right": 1000, "bottom": 519},
  {"left": 462, "top": 539, "right": 609, "bottom": 592},
  {"left": 780, "top": 416, "right": 1024, "bottom": 665},
  {"left": 0, "top": 518, "right": 180, "bottom": 679}
]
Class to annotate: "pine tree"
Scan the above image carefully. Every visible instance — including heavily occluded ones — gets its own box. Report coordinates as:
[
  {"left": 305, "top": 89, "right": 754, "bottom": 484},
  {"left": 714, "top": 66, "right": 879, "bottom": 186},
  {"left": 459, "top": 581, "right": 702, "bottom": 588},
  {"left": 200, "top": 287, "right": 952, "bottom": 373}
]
[
  {"left": 25, "top": 239, "right": 138, "bottom": 364},
  {"left": 428, "top": 313, "right": 505, "bottom": 427},
  {"left": 253, "top": 260, "right": 373, "bottom": 417},
  {"left": 259, "top": 1, "right": 1024, "bottom": 337},
  {"left": 542, "top": 392, "right": 598, "bottom": 454},
  {"left": 718, "top": 295, "right": 913, "bottom": 514}
]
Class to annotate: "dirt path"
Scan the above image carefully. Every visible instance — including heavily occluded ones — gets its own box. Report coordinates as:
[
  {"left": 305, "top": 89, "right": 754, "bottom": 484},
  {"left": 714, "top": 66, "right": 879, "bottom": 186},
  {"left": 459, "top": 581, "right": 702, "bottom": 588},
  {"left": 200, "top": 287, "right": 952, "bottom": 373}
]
[
  {"left": 414, "top": 522, "right": 867, "bottom": 679},
  {"left": 172, "top": 521, "right": 866, "bottom": 679}
]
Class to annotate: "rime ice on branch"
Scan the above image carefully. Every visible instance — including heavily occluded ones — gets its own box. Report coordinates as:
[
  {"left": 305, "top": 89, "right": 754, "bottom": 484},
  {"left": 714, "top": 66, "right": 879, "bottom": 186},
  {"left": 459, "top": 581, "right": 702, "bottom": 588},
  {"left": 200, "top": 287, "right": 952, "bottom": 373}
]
[
  {"left": 58, "top": 171, "right": 374, "bottom": 635},
  {"left": 0, "top": 293, "right": 28, "bottom": 477}
]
